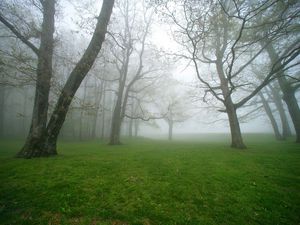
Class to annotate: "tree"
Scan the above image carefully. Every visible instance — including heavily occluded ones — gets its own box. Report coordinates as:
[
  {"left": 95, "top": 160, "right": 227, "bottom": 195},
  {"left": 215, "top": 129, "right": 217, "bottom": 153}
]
[
  {"left": 1, "top": 0, "right": 55, "bottom": 155},
  {"left": 264, "top": 43, "right": 300, "bottom": 142},
  {"left": 258, "top": 91, "right": 283, "bottom": 140},
  {"left": 0, "top": 0, "right": 115, "bottom": 158},
  {"left": 252, "top": 64, "right": 293, "bottom": 140},
  {"left": 33, "top": 0, "right": 115, "bottom": 156},
  {"left": 157, "top": 0, "right": 300, "bottom": 148},
  {"left": 154, "top": 79, "right": 192, "bottom": 140},
  {"left": 107, "top": 0, "right": 156, "bottom": 145}
]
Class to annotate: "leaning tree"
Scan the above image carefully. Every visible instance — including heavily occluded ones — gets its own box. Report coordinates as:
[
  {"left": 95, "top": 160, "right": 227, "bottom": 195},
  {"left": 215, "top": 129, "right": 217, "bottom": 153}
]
[{"left": 1, "top": 0, "right": 115, "bottom": 158}]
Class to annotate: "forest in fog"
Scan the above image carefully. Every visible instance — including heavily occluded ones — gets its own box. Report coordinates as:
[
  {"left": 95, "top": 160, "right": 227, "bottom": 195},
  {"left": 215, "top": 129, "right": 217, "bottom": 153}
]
[
  {"left": 1, "top": 1, "right": 300, "bottom": 224},
  {"left": 0, "top": 0, "right": 299, "bottom": 157}
]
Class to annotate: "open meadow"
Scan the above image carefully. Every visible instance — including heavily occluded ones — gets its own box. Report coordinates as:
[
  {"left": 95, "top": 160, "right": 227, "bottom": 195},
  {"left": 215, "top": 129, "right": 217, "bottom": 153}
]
[{"left": 0, "top": 134, "right": 299, "bottom": 225}]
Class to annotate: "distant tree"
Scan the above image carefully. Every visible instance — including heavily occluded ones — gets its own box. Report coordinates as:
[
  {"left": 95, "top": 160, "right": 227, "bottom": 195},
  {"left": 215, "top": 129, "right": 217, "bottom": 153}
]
[
  {"left": 252, "top": 65, "right": 293, "bottom": 140},
  {"left": 263, "top": 43, "right": 300, "bottom": 142},
  {"left": 156, "top": 0, "right": 300, "bottom": 148},
  {"left": 107, "top": 0, "right": 160, "bottom": 145},
  {"left": 258, "top": 91, "right": 283, "bottom": 140}
]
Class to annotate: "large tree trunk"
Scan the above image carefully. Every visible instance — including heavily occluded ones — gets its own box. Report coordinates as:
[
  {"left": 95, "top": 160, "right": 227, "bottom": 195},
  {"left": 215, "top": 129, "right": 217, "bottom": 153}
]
[
  {"left": 41, "top": 0, "right": 115, "bottom": 154},
  {"left": 259, "top": 92, "right": 283, "bottom": 140},
  {"left": 17, "top": 0, "right": 55, "bottom": 158},
  {"left": 265, "top": 44, "right": 300, "bottom": 143},
  {"left": 215, "top": 56, "right": 246, "bottom": 149},
  {"left": 225, "top": 99, "right": 246, "bottom": 149}
]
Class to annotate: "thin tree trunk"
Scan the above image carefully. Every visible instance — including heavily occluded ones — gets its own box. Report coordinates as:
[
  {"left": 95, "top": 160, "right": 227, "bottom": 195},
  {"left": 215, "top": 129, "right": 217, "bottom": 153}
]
[
  {"left": 109, "top": 42, "right": 131, "bottom": 145},
  {"left": 17, "top": 0, "right": 55, "bottom": 158},
  {"left": 128, "top": 118, "right": 133, "bottom": 138},
  {"left": 265, "top": 44, "right": 300, "bottom": 143},
  {"left": 168, "top": 120, "right": 173, "bottom": 141},
  {"left": 128, "top": 102, "right": 134, "bottom": 138},
  {"left": 268, "top": 84, "right": 292, "bottom": 138},
  {"left": 259, "top": 92, "right": 283, "bottom": 140},
  {"left": 79, "top": 78, "right": 89, "bottom": 140},
  {"left": 92, "top": 80, "right": 104, "bottom": 139},
  {"left": 0, "top": 86, "right": 5, "bottom": 137},
  {"left": 109, "top": 93, "right": 123, "bottom": 145},
  {"left": 134, "top": 119, "right": 139, "bottom": 137},
  {"left": 100, "top": 82, "right": 106, "bottom": 140},
  {"left": 22, "top": 88, "right": 28, "bottom": 137},
  {"left": 42, "top": 0, "right": 115, "bottom": 153}
]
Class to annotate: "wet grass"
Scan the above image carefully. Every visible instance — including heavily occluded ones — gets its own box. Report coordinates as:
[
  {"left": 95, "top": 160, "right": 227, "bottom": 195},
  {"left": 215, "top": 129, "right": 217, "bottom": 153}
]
[{"left": 0, "top": 134, "right": 299, "bottom": 225}]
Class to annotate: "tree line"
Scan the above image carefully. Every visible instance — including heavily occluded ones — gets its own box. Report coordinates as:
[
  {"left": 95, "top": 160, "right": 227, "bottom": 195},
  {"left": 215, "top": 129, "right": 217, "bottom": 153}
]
[{"left": 0, "top": 0, "right": 299, "bottom": 158}]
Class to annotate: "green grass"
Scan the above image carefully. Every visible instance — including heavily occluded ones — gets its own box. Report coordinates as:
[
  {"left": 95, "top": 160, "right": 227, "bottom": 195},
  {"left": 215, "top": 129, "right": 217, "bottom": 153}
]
[{"left": 0, "top": 134, "right": 299, "bottom": 225}]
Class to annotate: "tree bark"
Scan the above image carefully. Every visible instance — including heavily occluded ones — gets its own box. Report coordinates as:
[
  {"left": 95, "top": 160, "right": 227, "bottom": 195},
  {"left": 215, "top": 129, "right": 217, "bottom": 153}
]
[
  {"left": 225, "top": 99, "right": 246, "bottom": 149},
  {"left": 259, "top": 92, "right": 283, "bottom": 140},
  {"left": 17, "top": 0, "right": 55, "bottom": 158},
  {"left": 42, "top": 0, "right": 115, "bottom": 154},
  {"left": 265, "top": 44, "right": 300, "bottom": 143}
]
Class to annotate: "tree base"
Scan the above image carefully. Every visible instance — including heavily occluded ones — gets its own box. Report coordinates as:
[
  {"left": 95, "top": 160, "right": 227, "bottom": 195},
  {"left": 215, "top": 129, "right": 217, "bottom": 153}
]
[
  {"left": 16, "top": 138, "right": 57, "bottom": 159},
  {"left": 231, "top": 142, "right": 247, "bottom": 149}
]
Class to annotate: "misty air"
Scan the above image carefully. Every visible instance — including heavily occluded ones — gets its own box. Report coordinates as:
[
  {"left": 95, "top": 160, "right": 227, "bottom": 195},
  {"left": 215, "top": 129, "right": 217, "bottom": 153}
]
[{"left": 0, "top": 0, "right": 299, "bottom": 224}]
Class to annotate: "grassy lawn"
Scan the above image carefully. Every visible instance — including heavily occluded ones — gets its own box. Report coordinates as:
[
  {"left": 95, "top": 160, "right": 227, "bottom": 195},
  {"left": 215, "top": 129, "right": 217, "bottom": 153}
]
[{"left": 0, "top": 134, "right": 299, "bottom": 225}]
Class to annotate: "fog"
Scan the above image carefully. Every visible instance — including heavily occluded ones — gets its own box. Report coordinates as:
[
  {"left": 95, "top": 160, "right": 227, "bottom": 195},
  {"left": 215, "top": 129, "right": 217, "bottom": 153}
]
[{"left": 0, "top": 0, "right": 299, "bottom": 149}]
